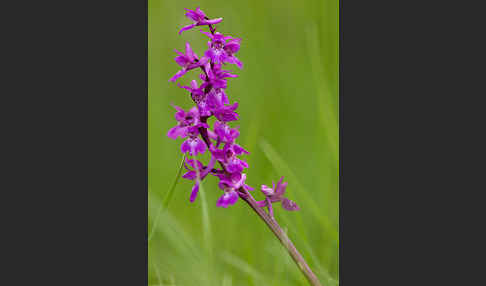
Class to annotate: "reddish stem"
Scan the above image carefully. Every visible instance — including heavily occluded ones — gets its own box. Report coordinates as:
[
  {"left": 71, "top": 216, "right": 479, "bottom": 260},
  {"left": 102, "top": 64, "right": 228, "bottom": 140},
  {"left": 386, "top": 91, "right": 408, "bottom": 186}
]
[{"left": 238, "top": 188, "right": 323, "bottom": 286}]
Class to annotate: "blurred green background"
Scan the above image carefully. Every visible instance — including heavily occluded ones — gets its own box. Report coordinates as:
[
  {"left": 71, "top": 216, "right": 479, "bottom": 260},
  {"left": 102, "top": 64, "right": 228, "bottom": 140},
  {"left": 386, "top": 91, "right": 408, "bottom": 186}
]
[{"left": 149, "top": 0, "right": 338, "bottom": 285}]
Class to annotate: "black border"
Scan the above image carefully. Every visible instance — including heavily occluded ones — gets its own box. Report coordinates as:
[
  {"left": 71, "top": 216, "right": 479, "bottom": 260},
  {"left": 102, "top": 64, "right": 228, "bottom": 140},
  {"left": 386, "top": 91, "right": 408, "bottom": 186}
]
[{"left": 7, "top": 0, "right": 149, "bottom": 284}]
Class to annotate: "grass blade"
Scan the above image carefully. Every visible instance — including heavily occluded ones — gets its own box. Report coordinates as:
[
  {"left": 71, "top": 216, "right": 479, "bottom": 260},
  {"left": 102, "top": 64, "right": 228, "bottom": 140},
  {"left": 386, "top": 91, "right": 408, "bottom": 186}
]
[
  {"left": 148, "top": 154, "right": 186, "bottom": 242},
  {"left": 193, "top": 152, "right": 213, "bottom": 286},
  {"left": 148, "top": 190, "right": 201, "bottom": 260},
  {"left": 162, "top": 153, "right": 186, "bottom": 209},
  {"left": 305, "top": 22, "right": 338, "bottom": 164},
  {"left": 220, "top": 251, "right": 266, "bottom": 284}
]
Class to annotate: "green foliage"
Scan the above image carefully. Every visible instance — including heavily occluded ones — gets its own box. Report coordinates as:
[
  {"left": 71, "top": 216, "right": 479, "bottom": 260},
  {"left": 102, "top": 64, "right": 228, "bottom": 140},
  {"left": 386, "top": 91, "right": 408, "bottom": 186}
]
[{"left": 149, "top": 0, "right": 338, "bottom": 285}]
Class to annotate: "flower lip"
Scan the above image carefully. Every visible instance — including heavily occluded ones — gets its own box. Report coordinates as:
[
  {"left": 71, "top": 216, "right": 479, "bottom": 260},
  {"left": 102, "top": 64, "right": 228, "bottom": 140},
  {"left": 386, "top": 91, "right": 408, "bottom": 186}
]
[{"left": 216, "top": 190, "right": 239, "bottom": 208}]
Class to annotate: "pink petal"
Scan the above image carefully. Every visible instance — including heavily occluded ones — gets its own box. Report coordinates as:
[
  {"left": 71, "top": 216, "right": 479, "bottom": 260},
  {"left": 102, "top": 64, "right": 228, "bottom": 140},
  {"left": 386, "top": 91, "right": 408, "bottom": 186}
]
[
  {"left": 282, "top": 198, "right": 300, "bottom": 211},
  {"left": 180, "top": 139, "right": 191, "bottom": 153},
  {"left": 167, "top": 126, "right": 187, "bottom": 139},
  {"left": 169, "top": 69, "right": 187, "bottom": 82},
  {"left": 190, "top": 183, "right": 199, "bottom": 202},
  {"left": 196, "top": 139, "right": 206, "bottom": 155},
  {"left": 182, "top": 171, "right": 197, "bottom": 180},
  {"left": 204, "top": 17, "right": 223, "bottom": 25},
  {"left": 185, "top": 42, "right": 197, "bottom": 61},
  {"left": 175, "top": 55, "right": 189, "bottom": 67},
  {"left": 178, "top": 24, "right": 196, "bottom": 35}
]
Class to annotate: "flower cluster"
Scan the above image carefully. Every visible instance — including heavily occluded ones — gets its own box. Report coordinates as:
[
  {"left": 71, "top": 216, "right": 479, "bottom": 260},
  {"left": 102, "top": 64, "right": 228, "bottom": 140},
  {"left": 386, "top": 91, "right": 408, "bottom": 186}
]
[{"left": 168, "top": 7, "right": 299, "bottom": 213}]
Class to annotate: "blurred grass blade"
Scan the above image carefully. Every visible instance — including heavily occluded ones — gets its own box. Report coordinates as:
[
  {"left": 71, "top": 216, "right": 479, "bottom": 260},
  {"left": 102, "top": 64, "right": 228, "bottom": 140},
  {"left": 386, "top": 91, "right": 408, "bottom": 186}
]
[
  {"left": 148, "top": 190, "right": 201, "bottom": 260},
  {"left": 150, "top": 260, "right": 162, "bottom": 286},
  {"left": 259, "top": 139, "right": 339, "bottom": 244},
  {"left": 220, "top": 251, "right": 266, "bottom": 284},
  {"left": 222, "top": 273, "right": 233, "bottom": 286},
  {"left": 305, "top": 22, "right": 338, "bottom": 164},
  {"left": 162, "top": 153, "right": 186, "bottom": 209},
  {"left": 148, "top": 154, "right": 185, "bottom": 242},
  {"left": 194, "top": 155, "right": 213, "bottom": 286},
  {"left": 198, "top": 182, "right": 212, "bottom": 253}
]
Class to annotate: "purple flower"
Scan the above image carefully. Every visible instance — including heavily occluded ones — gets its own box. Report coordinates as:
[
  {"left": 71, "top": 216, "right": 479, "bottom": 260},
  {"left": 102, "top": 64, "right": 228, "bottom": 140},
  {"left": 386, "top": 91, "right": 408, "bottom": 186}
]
[
  {"left": 182, "top": 158, "right": 205, "bottom": 202},
  {"left": 213, "top": 102, "right": 239, "bottom": 122},
  {"left": 201, "top": 31, "right": 243, "bottom": 69},
  {"left": 170, "top": 43, "right": 208, "bottom": 82},
  {"left": 182, "top": 154, "right": 217, "bottom": 202},
  {"left": 196, "top": 99, "right": 212, "bottom": 117},
  {"left": 206, "top": 88, "right": 229, "bottom": 109},
  {"left": 182, "top": 158, "right": 204, "bottom": 181},
  {"left": 211, "top": 142, "right": 249, "bottom": 174},
  {"left": 178, "top": 81, "right": 213, "bottom": 117},
  {"left": 181, "top": 126, "right": 207, "bottom": 156},
  {"left": 167, "top": 106, "right": 199, "bottom": 139},
  {"left": 216, "top": 190, "right": 238, "bottom": 208},
  {"left": 201, "top": 32, "right": 231, "bottom": 63},
  {"left": 178, "top": 80, "right": 205, "bottom": 100},
  {"left": 223, "top": 38, "right": 243, "bottom": 69},
  {"left": 201, "top": 62, "right": 238, "bottom": 90},
  {"left": 257, "top": 177, "right": 300, "bottom": 214},
  {"left": 181, "top": 137, "right": 206, "bottom": 156},
  {"left": 179, "top": 7, "right": 223, "bottom": 35},
  {"left": 215, "top": 173, "right": 252, "bottom": 208},
  {"left": 214, "top": 120, "right": 239, "bottom": 143}
]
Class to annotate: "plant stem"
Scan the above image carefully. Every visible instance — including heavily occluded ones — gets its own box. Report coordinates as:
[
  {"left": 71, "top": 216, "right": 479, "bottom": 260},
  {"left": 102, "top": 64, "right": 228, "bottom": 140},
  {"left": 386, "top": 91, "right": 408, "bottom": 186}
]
[{"left": 238, "top": 188, "right": 323, "bottom": 286}]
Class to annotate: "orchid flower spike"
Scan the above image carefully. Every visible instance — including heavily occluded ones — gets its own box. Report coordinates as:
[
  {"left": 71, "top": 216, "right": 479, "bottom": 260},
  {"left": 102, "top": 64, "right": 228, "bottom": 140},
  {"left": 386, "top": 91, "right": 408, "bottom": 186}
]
[{"left": 167, "top": 7, "right": 298, "bottom": 213}]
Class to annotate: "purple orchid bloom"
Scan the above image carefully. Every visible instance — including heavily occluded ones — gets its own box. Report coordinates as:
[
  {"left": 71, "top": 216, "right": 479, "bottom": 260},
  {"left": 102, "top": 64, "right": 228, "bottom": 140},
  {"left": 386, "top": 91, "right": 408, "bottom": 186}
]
[
  {"left": 206, "top": 88, "right": 229, "bottom": 109},
  {"left": 196, "top": 99, "right": 212, "bottom": 117},
  {"left": 167, "top": 105, "right": 199, "bottom": 139},
  {"left": 201, "top": 31, "right": 243, "bottom": 69},
  {"left": 216, "top": 190, "right": 239, "bottom": 208},
  {"left": 213, "top": 102, "right": 239, "bottom": 122},
  {"left": 257, "top": 177, "right": 300, "bottom": 216},
  {"left": 178, "top": 80, "right": 205, "bottom": 101},
  {"left": 170, "top": 43, "right": 208, "bottom": 82},
  {"left": 211, "top": 142, "right": 249, "bottom": 174},
  {"left": 179, "top": 81, "right": 212, "bottom": 117},
  {"left": 182, "top": 157, "right": 216, "bottom": 202},
  {"left": 181, "top": 137, "right": 206, "bottom": 156},
  {"left": 214, "top": 120, "right": 239, "bottom": 143},
  {"left": 201, "top": 31, "right": 231, "bottom": 63},
  {"left": 182, "top": 158, "right": 205, "bottom": 202},
  {"left": 179, "top": 7, "right": 223, "bottom": 35},
  {"left": 200, "top": 62, "right": 238, "bottom": 90},
  {"left": 180, "top": 125, "right": 208, "bottom": 156},
  {"left": 216, "top": 172, "right": 252, "bottom": 208},
  {"left": 223, "top": 38, "right": 243, "bottom": 69},
  {"left": 182, "top": 158, "right": 205, "bottom": 181}
]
